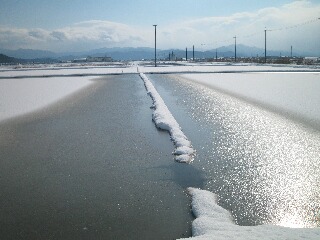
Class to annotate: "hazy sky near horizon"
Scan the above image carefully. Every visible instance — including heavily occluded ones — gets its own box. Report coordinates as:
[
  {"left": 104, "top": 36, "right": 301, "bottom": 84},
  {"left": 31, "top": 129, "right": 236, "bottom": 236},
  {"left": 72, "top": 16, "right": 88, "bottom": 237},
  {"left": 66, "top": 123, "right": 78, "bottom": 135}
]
[{"left": 1, "top": 0, "right": 319, "bottom": 53}]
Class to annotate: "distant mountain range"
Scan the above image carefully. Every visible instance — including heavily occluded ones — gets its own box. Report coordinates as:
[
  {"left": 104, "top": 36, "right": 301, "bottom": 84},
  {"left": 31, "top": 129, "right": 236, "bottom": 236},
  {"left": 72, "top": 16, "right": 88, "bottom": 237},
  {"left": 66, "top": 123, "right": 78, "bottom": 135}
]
[
  {"left": 0, "top": 44, "right": 317, "bottom": 63},
  {"left": 0, "top": 53, "right": 19, "bottom": 63}
]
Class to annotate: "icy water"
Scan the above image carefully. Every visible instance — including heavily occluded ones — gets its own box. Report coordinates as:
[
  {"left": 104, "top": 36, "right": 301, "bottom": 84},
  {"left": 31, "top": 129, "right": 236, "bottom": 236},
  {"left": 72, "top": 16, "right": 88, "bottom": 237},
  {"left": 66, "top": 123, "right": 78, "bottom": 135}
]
[
  {"left": 0, "top": 74, "right": 203, "bottom": 240},
  {"left": 149, "top": 73, "right": 320, "bottom": 228}
]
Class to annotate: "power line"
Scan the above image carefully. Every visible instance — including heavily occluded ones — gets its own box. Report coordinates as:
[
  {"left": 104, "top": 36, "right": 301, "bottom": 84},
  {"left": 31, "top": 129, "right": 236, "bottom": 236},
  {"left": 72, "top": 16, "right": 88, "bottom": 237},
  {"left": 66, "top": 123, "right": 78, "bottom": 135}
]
[
  {"left": 200, "top": 17, "right": 320, "bottom": 48},
  {"left": 268, "top": 17, "right": 320, "bottom": 32}
]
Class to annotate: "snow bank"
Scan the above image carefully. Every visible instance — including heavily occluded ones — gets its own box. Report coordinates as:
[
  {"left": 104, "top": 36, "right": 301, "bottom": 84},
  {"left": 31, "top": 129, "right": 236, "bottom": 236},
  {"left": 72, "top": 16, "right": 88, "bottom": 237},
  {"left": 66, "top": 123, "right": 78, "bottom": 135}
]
[
  {"left": 1, "top": 62, "right": 317, "bottom": 78},
  {"left": 138, "top": 62, "right": 318, "bottom": 74},
  {"left": 179, "top": 188, "right": 320, "bottom": 240},
  {"left": 139, "top": 73, "right": 195, "bottom": 163},
  {"left": 181, "top": 73, "right": 320, "bottom": 128},
  {"left": 0, "top": 66, "right": 138, "bottom": 78},
  {"left": 0, "top": 76, "right": 96, "bottom": 122}
]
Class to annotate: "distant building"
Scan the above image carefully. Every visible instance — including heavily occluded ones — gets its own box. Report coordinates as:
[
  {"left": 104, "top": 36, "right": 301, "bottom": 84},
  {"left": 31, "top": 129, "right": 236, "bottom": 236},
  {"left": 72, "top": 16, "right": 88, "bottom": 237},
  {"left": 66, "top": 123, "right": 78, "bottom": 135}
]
[
  {"left": 72, "top": 58, "right": 87, "bottom": 63},
  {"left": 72, "top": 56, "right": 113, "bottom": 63},
  {"left": 86, "top": 56, "right": 113, "bottom": 62},
  {"left": 303, "top": 57, "right": 319, "bottom": 65}
]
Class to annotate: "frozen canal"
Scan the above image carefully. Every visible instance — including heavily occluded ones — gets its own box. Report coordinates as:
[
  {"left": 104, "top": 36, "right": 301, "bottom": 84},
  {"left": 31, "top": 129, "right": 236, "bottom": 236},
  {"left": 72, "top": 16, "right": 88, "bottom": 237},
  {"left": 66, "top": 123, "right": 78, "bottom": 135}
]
[
  {"left": 149, "top": 73, "right": 320, "bottom": 229},
  {"left": 0, "top": 74, "right": 203, "bottom": 239},
  {"left": 0, "top": 68, "right": 319, "bottom": 239}
]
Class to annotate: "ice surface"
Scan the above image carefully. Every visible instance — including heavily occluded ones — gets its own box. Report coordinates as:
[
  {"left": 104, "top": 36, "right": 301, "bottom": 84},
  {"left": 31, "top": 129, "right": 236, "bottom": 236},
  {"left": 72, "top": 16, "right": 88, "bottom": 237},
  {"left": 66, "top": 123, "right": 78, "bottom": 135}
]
[
  {"left": 179, "top": 188, "right": 320, "bottom": 240},
  {"left": 139, "top": 73, "right": 195, "bottom": 163},
  {"left": 182, "top": 72, "right": 320, "bottom": 128},
  {"left": 0, "top": 76, "right": 96, "bottom": 122}
]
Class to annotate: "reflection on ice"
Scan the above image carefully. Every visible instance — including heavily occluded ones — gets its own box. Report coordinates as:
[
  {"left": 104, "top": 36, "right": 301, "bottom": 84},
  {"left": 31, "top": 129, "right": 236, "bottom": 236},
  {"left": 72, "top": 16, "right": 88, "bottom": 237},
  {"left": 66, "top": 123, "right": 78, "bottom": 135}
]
[
  {"left": 174, "top": 75, "right": 320, "bottom": 228},
  {"left": 279, "top": 214, "right": 307, "bottom": 228}
]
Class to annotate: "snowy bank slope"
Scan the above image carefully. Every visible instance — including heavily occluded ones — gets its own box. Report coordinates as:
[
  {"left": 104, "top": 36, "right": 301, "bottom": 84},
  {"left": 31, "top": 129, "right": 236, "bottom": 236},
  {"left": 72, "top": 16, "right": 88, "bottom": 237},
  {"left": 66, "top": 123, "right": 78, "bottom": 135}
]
[
  {"left": 0, "top": 76, "right": 96, "bottom": 122},
  {"left": 0, "top": 66, "right": 137, "bottom": 78},
  {"left": 182, "top": 72, "right": 320, "bottom": 128},
  {"left": 179, "top": 188, "right": 320, "bottom": 240},
  {"left": 139, "top": 64, "right": 318, "bottom": 74},
  {"left": 140, "top": 73, "right": 195, "bottom": 163}
]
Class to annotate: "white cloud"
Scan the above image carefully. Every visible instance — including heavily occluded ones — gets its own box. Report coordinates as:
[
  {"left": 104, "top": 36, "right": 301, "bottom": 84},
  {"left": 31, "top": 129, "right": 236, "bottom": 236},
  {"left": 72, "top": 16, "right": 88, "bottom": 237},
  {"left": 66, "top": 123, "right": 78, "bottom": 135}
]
[
  {"left": 158, "top": 0, "right": 320, "bottom": 54},
  {"left": 0, "top": 20, "right": 147, "bottom": 52},
  {"left": 0, "top": 1, "right": 319, "bottom": 54}
]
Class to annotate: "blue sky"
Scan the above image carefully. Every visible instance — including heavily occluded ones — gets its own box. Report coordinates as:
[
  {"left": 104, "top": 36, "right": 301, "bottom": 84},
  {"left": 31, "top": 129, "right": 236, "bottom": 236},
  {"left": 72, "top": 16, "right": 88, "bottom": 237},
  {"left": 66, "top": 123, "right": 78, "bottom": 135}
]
[
  {"left": 1, "top": 0, "right": 295, "bottom": 29},
  {"left": 0, "top": 0, "right": 319, "bottom": 53}
]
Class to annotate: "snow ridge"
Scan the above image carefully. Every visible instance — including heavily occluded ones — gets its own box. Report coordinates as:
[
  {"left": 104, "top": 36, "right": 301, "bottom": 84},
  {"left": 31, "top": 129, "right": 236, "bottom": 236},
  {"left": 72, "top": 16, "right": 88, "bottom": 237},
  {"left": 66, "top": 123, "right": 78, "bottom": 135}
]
[
  {"left": 179, "top": 188, "right": 320, "bottom": 240},
  {"left": 139, "top": 73, "right": 195, "bottom": 163}
]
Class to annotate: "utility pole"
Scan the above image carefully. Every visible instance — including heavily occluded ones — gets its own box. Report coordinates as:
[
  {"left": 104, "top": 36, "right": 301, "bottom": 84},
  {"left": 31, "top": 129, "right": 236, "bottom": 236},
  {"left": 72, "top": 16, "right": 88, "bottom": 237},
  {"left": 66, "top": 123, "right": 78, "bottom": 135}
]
[
  {"left": 186, "top": 47, "right": 188, "bottom": 61},
  {"left": 193, "top": 45, "right": 195, "bottom": 61},
  {"left": 264, "top": 28, "right": 267, "bottom": 64},
  {"left": 215, "top": 48, "right": 217, "bottom": 61},
  {"left": 153, "top": 25, "right": 157, "bottom": 67},
  {"left": 291, "top": 45, "right": 293, "bottom": 58},
  {"left": 234, "top": 36, "right": 237, "bottom": 62}
]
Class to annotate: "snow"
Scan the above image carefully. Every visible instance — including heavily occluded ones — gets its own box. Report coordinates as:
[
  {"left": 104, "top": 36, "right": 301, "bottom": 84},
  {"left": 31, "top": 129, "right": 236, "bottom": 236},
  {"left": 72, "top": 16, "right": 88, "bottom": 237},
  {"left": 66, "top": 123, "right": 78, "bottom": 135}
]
[
  {"left": 0, "top": 66, "right": 138, "bottom": 77},
  {"left": 0, "top": 62, "right": 318, "bottom": 78},
  {"left": 179, "top": 188, "right": 320, "bottom": 240},
  {"left": 139, "top": 73, "right": 195, "bottom": 163},
  {"left": 181, "top": 72, "right": 320, "bottom": 128},
  {"left": 0, "top": 76, "right": 96, "bottom": 122},
  {"left": 142, "top": 61, "right": 318, "bottom": 73}
]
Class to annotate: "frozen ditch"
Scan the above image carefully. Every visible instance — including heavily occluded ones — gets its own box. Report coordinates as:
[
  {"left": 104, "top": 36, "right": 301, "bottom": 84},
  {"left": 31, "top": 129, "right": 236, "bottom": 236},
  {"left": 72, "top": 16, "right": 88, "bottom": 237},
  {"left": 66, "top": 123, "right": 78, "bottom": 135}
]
[
  {"left": 139, "top": 73, "right": 195, "bottom": 163},
  {"left": 3, "top": 67, "right": 319, "bottom": 239},
  {"left": 140, "top": 72, "right": 320, "bottom": 239}
]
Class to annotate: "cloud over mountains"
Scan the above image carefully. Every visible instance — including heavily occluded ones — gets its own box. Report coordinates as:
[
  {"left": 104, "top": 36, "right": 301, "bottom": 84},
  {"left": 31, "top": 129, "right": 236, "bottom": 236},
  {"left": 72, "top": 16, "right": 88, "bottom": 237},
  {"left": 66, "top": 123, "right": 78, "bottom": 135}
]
[
  {"left": 0, "top": 20, "right": 147, "bottom": 51},
  {"left": 0, "top": 1, "right": 319, "bottom": 53}
]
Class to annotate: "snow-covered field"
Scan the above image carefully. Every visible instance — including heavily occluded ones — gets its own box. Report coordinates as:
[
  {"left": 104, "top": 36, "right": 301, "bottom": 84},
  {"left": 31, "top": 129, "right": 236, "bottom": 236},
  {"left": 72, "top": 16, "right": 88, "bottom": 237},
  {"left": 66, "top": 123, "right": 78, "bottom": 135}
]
[
  {"left": 0, "top": 76, "right": 96, "bottom": 122},
  {"left": 1, "top": 62, "right": 319, "bottom": 239},
  {"left": 0, "top": 62, "right": 318, "bottom": 78}
]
